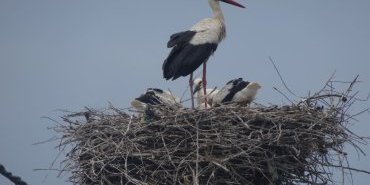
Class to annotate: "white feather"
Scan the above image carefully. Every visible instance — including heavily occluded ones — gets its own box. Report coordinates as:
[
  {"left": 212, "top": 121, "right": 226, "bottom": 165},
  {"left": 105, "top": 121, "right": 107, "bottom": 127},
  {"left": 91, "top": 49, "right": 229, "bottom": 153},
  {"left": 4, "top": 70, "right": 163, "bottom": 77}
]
[
  {"left": 194, "top": 78, "right": 219, "bottom": 106},
  {"left": 130, "top": 100, "right": 147, "bottom": 112},
  {"left": 196, "top": 88, "right": 219, "bottom": 106},
  {"left": 197, "top": 102, "right": 211, "bottom": 110},
  {"left": 232, "top": 83, "right": 261, "bottom": 104},
  {"left": 212, "top": 82, "right": 234, "bottom": 106},
  {"left": 212, "top": 81, "right": 261, "bottom": 106},
  {"left": 131, "top": 89, "right": 181, "bottom": 112},
  {"left": 189, "top": 18, "right": 225, "bottom": 45},
  {"left": 156, "top": 90, "right": 181, "bottom": 106}
]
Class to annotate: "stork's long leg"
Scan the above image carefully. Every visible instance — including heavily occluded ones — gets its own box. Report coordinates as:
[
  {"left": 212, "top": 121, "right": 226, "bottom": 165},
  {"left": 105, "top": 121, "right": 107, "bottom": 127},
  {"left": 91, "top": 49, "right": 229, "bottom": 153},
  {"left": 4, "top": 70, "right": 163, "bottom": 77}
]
[
  {"left": 189, "top": 73, "right": 195, "bottom": 109},
  {"left": 202, "top": 62, "right": 208, "bottom": 109}
]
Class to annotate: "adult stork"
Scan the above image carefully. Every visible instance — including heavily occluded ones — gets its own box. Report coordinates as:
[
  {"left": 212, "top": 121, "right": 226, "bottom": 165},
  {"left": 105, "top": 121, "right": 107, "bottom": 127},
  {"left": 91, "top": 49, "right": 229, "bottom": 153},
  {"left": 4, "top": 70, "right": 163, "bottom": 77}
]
[
  {"left": 212, "top": 78, "right": 261, "bottom": 106},
  {"left": 162, "top": 0, "right": 245, "bottom": 109}
]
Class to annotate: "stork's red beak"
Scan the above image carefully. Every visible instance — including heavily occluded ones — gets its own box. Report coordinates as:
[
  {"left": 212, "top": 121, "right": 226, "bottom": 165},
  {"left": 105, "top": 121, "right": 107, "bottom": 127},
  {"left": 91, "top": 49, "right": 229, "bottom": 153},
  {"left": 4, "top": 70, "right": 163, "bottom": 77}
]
[{"left": 220, "top": 0, "right": 245, "bottom": 8}]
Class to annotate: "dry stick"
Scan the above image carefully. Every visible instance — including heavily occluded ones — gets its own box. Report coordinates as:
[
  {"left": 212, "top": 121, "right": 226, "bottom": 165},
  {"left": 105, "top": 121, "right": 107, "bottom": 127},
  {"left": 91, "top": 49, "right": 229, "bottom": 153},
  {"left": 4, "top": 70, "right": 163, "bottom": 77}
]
[
  {"left": 123, "top": 115, "right": 133, "bottom": 135},
  {"left": 321, "top": 164, "right": 370, "bottom": 175},
  {"left": 273, "top": 87, "right": 294, "bottom": 104},
  {"left": 268, "top": 56, "right": 298, "bottom": 97},
  {"left": 195, "top": 116, "right": 201, "bottom": 185},
  {"left": 32, "top": 135, "right": 60, "bottom": 145},
  {"left": 161, "top": 134, "right": 176, "bottom": 168},
  {"left": 38, "top": 139, "right": 68, "bottom": 184}
]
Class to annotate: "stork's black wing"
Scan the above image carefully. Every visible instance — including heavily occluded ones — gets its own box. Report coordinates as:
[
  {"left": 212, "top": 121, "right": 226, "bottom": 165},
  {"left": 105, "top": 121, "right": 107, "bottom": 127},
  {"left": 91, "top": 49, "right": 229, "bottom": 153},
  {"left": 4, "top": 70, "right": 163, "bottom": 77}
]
[
  {"left": 222, "top": 78, "right": 250, "bottom": 103},
  {"left": 167, "top": 31, "right": 196, "bottom": 48},
  {"left": 163, "top": 31, "right": 218, "bottom": 80}
]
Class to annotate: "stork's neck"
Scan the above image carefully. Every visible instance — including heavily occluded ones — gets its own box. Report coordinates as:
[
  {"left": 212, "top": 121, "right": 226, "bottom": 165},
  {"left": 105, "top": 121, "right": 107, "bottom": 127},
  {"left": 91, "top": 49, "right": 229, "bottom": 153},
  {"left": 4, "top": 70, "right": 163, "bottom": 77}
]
[
  {"left": 209, "top": 0, "right": 224, "bottom": 22},
  {"left": 195, "top": 87, "right": 204, "bottom": 104}
]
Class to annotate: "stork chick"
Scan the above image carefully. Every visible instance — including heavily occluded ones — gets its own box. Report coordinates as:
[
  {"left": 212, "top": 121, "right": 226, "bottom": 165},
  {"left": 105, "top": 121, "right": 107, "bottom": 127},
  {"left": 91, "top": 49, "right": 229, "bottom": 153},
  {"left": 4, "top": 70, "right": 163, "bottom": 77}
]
[
  {"left": 131, "top": 88, "right": 181, "bottom": 121},
  {"left": 193, "top": 78, "right": 219, "bottom": 108},
  {"left": 212, "top": 78, "right": 261, "bottom": 106}
]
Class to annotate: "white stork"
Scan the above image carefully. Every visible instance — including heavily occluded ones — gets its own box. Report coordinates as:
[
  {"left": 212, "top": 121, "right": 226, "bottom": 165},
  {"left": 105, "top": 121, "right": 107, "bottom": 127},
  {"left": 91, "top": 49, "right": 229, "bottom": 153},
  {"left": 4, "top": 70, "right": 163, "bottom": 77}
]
[
  {"left": 131, "top": 88, "right": 181, "bottom": 112},
  {"left": 162, "top": 0, "right": 245, "bottom": 109},
  {"left": 212, "top": 78, "right": 261, "bottom": 106},
  {"left": 193, "top": 78, "right": 219, "bottom": 107}
]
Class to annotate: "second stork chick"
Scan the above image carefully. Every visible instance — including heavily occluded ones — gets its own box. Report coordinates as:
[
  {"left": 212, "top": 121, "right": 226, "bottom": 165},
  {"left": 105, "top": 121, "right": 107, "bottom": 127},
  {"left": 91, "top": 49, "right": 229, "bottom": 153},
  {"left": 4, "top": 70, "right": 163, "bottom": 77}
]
[
  {"left": 131, "top": 88, "right": 181, "bottom": 121},
  {"left": 212, "top": 78, "right": 261, "bottom": 106},
  {"left": 193, "top": 78, "right": 219, "bottom": 108}
]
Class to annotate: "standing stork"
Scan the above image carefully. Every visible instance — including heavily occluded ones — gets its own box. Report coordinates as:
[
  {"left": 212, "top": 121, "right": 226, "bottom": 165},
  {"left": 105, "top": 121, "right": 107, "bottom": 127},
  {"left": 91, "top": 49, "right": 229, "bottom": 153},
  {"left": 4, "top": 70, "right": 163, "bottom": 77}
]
[{"left": 162, "top": 0, "right": 245, "bottom": 109}]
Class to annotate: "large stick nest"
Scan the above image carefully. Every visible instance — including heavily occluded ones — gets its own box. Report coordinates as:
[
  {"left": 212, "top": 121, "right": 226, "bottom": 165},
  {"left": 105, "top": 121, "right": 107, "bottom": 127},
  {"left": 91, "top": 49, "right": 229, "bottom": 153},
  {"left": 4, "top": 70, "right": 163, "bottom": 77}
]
[{"left": 53, "top": 77, "right": 368, "bottom": 185}]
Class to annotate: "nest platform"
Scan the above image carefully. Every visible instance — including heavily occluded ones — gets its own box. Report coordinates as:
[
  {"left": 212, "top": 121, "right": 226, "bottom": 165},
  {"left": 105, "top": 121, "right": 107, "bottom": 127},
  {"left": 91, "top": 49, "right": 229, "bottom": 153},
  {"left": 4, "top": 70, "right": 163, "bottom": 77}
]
[{"left": 53, "top": 77, "right": 368, "bottom": 185}]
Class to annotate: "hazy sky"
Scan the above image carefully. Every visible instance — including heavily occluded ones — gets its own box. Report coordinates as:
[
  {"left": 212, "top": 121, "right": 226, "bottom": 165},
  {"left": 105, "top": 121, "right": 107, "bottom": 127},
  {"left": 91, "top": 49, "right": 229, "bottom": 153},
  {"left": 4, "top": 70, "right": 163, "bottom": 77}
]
[{"left": 1, "top": 0, "right": 369, "bottom": 184}]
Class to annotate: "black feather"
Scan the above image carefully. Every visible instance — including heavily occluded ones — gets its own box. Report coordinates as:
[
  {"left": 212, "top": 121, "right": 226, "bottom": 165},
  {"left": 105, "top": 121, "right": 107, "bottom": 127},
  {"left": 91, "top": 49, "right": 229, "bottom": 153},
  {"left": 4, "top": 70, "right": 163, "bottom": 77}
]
[
  {"left": 222, "top": 78, "right": 250, "bottom": 103},
  {"left": 135, "top": 91, "right": 161, "bottom": 105},
  {"left": 163, "top": 43, "right": 218, "bottom": 80},
  {"left": 167, "top": 31, "right": 196, "bottom": 48},
  {"left": 147, "top": 88, "right": 164, "bottom": 94}
]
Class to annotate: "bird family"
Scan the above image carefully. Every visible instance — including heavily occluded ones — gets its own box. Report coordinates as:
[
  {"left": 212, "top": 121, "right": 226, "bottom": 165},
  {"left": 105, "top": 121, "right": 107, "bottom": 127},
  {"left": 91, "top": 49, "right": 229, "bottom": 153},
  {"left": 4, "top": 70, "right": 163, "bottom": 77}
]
[{"left": 132, "top": 0, "right": 261, "bottom": 112}]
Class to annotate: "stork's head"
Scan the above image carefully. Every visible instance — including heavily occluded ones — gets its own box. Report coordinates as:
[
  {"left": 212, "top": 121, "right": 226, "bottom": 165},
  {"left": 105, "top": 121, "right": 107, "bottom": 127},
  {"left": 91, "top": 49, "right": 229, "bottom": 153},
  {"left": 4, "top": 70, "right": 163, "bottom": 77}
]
[
  {"left": 247, "top": 82, "right": 262, "bottom": 91},
  {"left": 193, "top": 78, "right": 203, "bottom": 94},
  {"left": 211, "top": 0, "right": 245, "bottom": 8},
  {"left": 242, "top": 82, "right": 261, "bottom": 103}
]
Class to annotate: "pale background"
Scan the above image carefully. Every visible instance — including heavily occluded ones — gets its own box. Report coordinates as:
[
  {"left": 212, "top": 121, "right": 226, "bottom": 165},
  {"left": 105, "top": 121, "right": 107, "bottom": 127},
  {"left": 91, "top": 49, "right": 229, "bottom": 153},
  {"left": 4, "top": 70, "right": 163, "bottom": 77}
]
[{"left": 0, "top": 0, "right": 369, "bottom": 184}]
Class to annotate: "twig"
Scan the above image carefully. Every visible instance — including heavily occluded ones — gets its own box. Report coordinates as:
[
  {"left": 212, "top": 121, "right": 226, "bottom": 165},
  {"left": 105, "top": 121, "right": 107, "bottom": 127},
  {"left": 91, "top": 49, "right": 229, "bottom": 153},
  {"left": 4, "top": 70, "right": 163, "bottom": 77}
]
[{"left": 269, "top": 56, "right": 297, "bottom": 97}]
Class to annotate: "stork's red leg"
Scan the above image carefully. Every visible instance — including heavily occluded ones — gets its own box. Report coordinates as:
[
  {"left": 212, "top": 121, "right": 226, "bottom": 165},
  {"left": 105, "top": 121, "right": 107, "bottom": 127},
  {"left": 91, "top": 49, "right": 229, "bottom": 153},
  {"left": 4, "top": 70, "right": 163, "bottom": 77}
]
[
  {"left": 189, "top": 73, "right": 195, "bottom": 109},
  {"left": 202, "top": 62, "right": 208, "bottom": 109}
]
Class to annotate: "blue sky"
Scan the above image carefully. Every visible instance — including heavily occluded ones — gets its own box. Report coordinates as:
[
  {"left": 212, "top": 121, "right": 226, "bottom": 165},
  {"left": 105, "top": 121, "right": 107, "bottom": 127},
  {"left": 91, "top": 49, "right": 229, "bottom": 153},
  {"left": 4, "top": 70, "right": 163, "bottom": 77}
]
[{"left": 0, "top": 0, "right": 369, "bottom": 184}]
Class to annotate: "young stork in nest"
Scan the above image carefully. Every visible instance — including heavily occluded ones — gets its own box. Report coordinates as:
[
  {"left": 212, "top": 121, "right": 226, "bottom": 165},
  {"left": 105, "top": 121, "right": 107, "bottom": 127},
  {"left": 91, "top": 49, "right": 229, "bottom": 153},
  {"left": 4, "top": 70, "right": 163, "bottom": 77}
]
[
  {"left": 193, "top": 78, "right": 219, "bottom": 108},
  {"left": 131, "top": 88, "right": 181, "bottom": 121},
  {"left": 212, "top": 78, "right": 261, "bottom": 106},
  {"left": 162, "top": 0, "right": 245, "bottom": 109}
]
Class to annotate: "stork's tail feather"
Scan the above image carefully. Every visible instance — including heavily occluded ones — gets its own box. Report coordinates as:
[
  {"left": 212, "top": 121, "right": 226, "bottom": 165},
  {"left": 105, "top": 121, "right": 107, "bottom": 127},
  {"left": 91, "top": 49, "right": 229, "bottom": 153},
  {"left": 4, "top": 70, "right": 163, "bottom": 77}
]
[
  {"left": 130, "top": 100, "right": 147, "bottom": 112},
  {"left": 162, "top": 60, "right": 176, "bottom": 80}
]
